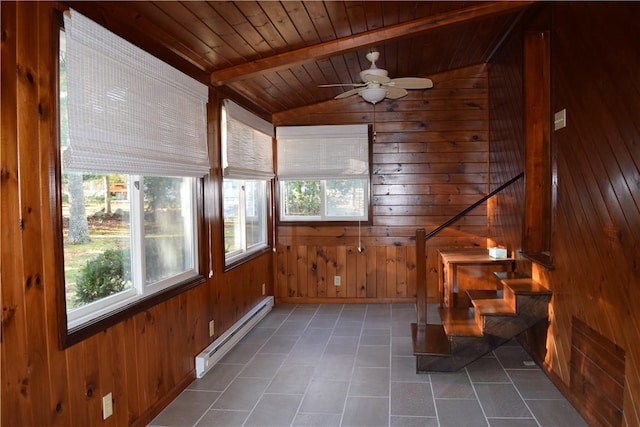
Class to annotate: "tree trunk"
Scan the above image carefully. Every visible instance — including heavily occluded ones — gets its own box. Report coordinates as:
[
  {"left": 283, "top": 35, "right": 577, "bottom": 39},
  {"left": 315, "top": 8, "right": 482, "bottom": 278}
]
[
  {"left": 67, "top": 173, "right": 90, "bottom": 244},
  {"left": 104, "top": 175, "right": 111, "bottom": 214}
]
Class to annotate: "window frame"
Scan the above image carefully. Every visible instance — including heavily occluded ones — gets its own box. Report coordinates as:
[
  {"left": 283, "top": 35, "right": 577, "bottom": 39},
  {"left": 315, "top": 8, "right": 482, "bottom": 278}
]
[
  {"left": 276, "top": 125, "right": 373, "bottom": 226},
  {"left": 56, "top": 178, "right": 207, "bottom": 348},
  {"left": 64, "top": 175, "right": 201, "bottom": 331},
  {"left": 222, "top": 178, "right": 271, "bottom": 267},
  {"left": 278, "top": 178, "right": 371, "bottom": 223},
  {"left": 55, "top": 13, "right": 207, "bottom": 349},
  {"left": 219, "top": 100, "right": 274, "bottom": 269}
]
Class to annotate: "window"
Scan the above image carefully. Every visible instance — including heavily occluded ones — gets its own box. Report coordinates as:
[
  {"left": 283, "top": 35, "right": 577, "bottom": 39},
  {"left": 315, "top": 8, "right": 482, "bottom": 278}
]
[
  {"left": 276, "top": 125, "right": 370, "bottom": 222},
  {"left": 223, "top": 180, "right": 267, "bottom": 260},
  {"left": 221, "top": 101, "right": 273, "bottom": 264},
  {"left": 60, "top": 10, "right": 209, "bottom": 333}
]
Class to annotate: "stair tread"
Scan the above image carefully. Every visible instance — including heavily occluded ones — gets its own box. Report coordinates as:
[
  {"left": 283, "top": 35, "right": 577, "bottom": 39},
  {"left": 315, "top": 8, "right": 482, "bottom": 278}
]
[
  {"left": 494, "top": 271, "right": 551, "bottom": 294},
  {"left": 411, "top": 323, "right": 450, "bottom": 356},
  {"left": 439, "top": 307, "right": 483, "bottom": 337},
  {"left": 494, "top": 271, "right": 531, "bottom": 280},
  {"left": 471, "top": 298, "right": 517, "bottom": 316},
  {"left": 504, "top": 278, "right": 551, "bottom": 295}
]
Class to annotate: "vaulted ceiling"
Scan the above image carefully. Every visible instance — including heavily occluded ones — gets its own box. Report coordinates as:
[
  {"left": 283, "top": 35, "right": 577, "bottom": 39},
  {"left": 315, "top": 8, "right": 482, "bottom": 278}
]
[{"left": 66, "top": 1, "right": 536, "bottom": 117}]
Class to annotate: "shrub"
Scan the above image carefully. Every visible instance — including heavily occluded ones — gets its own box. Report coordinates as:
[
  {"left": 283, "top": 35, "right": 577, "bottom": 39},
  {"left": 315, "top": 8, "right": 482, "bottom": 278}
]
[{"left": 74, "top": 248, "right": 130, "bottom": 305}]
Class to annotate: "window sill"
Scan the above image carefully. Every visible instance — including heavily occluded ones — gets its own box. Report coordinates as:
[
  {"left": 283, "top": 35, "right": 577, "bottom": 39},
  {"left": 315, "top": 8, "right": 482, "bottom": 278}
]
[
  {"left": 224, "top": 246, "right": 272, "bottom": 272},
  {"left": 61, "top": 274, "right": 206, "bottom": 349},
  {"left": 277, "top": 219, "right": 372, "bottom": 227}
]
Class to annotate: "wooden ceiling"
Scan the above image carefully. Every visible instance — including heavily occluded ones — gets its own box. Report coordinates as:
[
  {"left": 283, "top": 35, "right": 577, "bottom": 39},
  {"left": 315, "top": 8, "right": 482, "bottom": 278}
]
[{"left": 66, "top": 1, "right": 535, "bottom": 117}]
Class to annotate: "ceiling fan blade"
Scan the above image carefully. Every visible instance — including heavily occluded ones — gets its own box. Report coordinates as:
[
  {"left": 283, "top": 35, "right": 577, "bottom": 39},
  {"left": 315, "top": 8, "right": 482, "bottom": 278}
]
[
  {"left": 388, "top": 77, "right": 434, "bottom": 89},
  {"left": 361, "top": 72, "right": 391, "bottom": 84},
  {"left": 385, "top": 87, "right": 408, "bottom": 99},
  {"left": 334, "top": 88, "right": 362, "bottom": 99},
  {"left": 319, "top": 83, "right": 366, "bottom": 88}
]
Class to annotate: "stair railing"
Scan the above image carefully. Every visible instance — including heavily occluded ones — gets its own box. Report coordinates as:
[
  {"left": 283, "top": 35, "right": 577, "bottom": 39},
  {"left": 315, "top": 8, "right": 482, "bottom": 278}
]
[{"left": 415, "top": 172, "right": 524, "bottom": 325}]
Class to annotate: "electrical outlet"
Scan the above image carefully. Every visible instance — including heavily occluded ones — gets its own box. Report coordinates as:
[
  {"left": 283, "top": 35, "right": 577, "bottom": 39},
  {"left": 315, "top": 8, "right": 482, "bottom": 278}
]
[
  {"left": 209, "top": 320, "right": 215, "bottom": 337},
  {"left": 102, "top": 392, "right": 113, "bottom": 420},
  {"left": 261, "top": 283, "right": 266, "bottom": 295},
  {"left": 334, "top": 276, "right": 341, "bottom": 286}
]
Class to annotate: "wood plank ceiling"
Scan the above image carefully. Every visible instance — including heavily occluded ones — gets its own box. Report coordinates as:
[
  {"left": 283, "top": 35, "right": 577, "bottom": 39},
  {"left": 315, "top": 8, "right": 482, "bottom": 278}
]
[{"left": 65, "top": 1, "right": 535, "bottom": 116}]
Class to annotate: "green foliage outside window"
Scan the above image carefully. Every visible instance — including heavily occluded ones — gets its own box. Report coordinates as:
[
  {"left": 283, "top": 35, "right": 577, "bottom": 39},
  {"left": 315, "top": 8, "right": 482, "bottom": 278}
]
[
  {"left": 284, "top": 180, "right": 321, "bottom": 216},
  {"left": 74, "top": 248, "right": 130, "bottom": 305}
]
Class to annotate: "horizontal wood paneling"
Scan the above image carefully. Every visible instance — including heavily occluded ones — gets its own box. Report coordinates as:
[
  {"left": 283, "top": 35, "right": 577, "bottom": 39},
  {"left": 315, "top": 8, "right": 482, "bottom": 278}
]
[
  {"left": 489, "top": 3, "right": 640, "bottom": 425},
  {"left": 273, "top": 64, "right": 490, "bottom": 303},
  {"left": 0, "top": 5, "right": 273, "bottom": 426}
]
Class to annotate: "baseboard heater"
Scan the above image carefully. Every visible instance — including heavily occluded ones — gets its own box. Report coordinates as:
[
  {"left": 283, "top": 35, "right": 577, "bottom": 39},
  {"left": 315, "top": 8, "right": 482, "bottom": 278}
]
[{"left": 195, "top": 296, "right": 274, "bottom": 378}]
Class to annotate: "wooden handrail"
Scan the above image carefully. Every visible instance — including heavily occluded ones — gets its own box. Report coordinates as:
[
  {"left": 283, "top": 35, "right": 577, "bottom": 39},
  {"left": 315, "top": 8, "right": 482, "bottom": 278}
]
[
  {"left": 424, "top": 172, "right": 524, "bottom": 241},
  {"left": 415, "top": 172, "right": 524, "bottom": 325}
]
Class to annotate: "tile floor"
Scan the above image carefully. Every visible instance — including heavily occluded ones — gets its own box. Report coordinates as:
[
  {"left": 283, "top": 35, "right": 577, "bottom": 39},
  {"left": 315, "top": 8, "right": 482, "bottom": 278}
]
[{"left": 149, "top": 304, "right": 587, "bottom": 427}]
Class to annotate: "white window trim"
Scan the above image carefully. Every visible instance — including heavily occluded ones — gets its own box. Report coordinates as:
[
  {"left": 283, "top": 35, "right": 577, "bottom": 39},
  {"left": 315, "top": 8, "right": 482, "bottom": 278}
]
[
  {"left": 224, "top": 179, "right": 269, "bottom": 265},
  {"left": 276, "top": 124, "right": 370, "bottom": 222},
  {"left": 279, "top": 178, "right": 369, "bottom": 222},
  {"left": 66, "top": 176, "right": 200, "bottom": 330}
]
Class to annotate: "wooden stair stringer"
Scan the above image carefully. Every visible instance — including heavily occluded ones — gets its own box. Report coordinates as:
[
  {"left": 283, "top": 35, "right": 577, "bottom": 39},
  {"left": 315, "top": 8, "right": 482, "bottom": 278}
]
[
  {"left": 412, "top": 269, "right": 552, "bottom": 373},
  {"left": 412, "top": 322, "right": 492, "bottom": 373}
]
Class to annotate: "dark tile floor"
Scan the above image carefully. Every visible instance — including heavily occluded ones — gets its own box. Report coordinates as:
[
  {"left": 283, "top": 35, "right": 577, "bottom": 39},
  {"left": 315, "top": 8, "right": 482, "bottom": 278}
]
[{"left": 149, "top": 303, "right": 587, "bottom": 427}]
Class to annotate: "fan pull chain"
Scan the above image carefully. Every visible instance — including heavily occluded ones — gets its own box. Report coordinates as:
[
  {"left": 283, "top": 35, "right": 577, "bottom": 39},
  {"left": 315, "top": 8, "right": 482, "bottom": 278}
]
[{"left": 372, "top": 103, "right": 377, "bottom": 143}]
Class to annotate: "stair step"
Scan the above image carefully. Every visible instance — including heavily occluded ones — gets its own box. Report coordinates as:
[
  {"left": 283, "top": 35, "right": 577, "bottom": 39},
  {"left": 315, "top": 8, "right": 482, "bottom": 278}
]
[
  {"left": 494, "top": 271, "right": 551, "bottom": 295},
  {"left": 439, "top": 307, "right": 483, "bottom": 337},
  {"left": 472, "top": 298, "right": 517, "bottom": 317},
  {"left": 494, "top": 271, "right": 530, "bottom": 280},
  {"left": 411, "top": 323, "right": 450, "bottom": 356}
]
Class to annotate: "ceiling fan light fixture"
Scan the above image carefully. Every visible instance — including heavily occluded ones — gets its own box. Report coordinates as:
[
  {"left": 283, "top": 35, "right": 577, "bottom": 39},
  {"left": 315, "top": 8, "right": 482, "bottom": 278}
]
[{"left": 360, "top": 87, "right": 387, "bottom": 104}]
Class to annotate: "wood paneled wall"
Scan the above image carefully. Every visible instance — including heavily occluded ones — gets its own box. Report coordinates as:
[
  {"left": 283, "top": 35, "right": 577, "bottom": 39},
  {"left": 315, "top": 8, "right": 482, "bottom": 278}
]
[
  {"left": 488, "top": 3, "right": 640, "bottom": 425},
  {"left": 273, "top": 64, "right": 491, "bottom": 304},
  {"left": 486, "top": 9, "right": 527, "bottom": 270},
  {"left": 0, "top": 4, "right": 272, "bottom": 426}
]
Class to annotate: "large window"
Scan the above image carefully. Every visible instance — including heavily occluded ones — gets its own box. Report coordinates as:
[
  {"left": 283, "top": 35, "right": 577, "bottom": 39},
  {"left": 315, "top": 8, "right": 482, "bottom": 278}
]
[
  {"left": 276, "top": 125, "right": 370, "bottom": 222},
  {"left": 221, "top": 101, "right": 273, "bottom": 264},
  {"left": 60, "top": 10, "right": 209, "bottom": 333},
  {"left": 223, "top": 180, "right": 267, "bottom": 260}
]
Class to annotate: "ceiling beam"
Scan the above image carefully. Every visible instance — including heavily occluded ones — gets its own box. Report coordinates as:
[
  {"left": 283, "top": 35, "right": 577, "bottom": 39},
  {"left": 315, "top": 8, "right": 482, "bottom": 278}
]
[{"left": 210, "top": 1, "right": 534, "bottom": 86}]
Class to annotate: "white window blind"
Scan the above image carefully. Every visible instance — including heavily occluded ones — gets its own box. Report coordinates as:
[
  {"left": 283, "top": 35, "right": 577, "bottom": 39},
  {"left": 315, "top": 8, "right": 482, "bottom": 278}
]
[
  {"left": 276, "top": 125, "right": 369, "bottom": 180},
  {"left": 63, "top": 10, "right": 210, "bottom": 177},
  {"left": 222, "top": 99, "right": 274, "bottom": 179}
]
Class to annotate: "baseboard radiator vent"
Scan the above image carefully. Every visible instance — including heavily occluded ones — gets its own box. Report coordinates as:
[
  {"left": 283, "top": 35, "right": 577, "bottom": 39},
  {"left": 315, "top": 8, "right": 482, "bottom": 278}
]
[{"left": 195, "top": 296, "right": 274, "bottom": 378}]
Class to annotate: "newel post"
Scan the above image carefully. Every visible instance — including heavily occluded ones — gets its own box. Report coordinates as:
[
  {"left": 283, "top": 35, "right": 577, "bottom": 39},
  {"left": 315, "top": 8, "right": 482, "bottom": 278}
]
[{"left": 416, "top": 228, "right": 426, "bottom": 326}]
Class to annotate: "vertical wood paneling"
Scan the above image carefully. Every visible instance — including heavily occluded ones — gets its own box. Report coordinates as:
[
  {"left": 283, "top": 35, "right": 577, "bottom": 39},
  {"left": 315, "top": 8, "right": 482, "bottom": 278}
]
[
  {"left": 326, "top": 246, "right": 338, "bottom": 298},
  {"left": 487, "top": 21, "right": 525, "bottom": 259},
  {"left": 336, "top": 246, "right": 347, "bottom": 298},
  {"left": 489, "top": 3, "right": 640, "bottom": 425},
  {"left": 346, "top": 246, "right": 358, "bottom": 297},
  {"left": 375, "top": 247, "right": 387, "bottom": 299},
  {"left": 1, "top": 4, "right": 274, "bottom": 426}
]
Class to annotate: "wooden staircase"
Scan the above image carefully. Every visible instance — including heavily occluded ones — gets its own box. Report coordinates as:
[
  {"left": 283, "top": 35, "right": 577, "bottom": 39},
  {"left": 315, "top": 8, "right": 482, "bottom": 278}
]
[{"left": 412, "top": 270, "right": 552, "bottom": 372}]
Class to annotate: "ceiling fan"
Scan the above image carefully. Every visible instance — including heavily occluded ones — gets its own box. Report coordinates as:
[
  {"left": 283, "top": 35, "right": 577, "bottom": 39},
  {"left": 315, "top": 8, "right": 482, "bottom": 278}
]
[{"left": 320, "top": 50, "right": 433, "bottom": 104}]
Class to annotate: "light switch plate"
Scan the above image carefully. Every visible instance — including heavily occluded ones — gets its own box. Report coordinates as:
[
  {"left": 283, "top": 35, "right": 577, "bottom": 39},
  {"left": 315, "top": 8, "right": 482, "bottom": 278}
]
[
  {"left": 554, "top": 109, "right": 566, "bottom": 130},
  {"left": 102, "top": 392, "right": 113, "bottom": 419}
]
